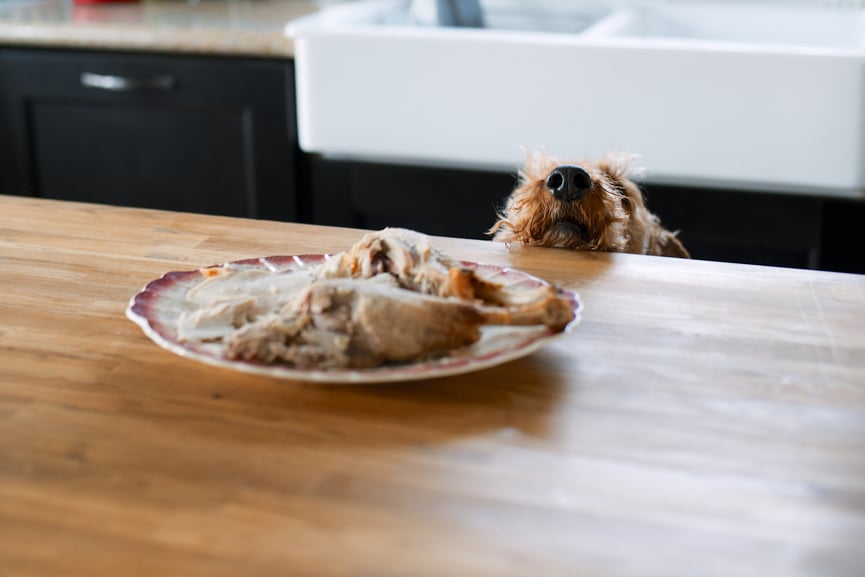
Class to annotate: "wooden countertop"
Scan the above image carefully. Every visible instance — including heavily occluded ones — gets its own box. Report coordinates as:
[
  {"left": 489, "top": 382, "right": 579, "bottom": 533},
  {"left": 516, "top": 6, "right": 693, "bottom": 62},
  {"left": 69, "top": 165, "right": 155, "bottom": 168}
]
[
  {"left": 0, "top": 0, "right": 319, "bottom": 57},
  {"left": 3, "top": 195, "right": 865, "bottom": 577}
]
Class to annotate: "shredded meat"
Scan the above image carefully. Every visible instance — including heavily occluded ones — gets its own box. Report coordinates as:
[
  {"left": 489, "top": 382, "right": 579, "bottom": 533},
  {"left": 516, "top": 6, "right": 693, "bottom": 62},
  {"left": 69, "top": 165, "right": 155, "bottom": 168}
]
[
  {"left": 226, "top": 277, "right": 484, "bottom": 368},
  {"left": 315, "top": 227, "right": 518, "bottom": 305},
  {"left": 225, "top": 276, "right": 574, "bottom": 369},
  {"left": 180, "top": 228, "right": 575, "bottom": 369}
]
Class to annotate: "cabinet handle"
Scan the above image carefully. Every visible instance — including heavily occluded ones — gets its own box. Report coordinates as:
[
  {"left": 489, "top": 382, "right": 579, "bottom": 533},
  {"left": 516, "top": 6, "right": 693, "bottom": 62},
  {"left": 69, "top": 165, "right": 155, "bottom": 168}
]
[{"left": 80, "top": 72, "right": 175, "bottom": 92}]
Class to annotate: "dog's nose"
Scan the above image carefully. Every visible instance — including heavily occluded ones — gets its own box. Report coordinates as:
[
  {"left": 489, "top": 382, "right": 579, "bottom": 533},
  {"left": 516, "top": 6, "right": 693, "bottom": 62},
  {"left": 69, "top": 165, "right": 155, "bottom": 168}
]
[{"left": 546, "top": 165, "right": 593, "bottom": 201}]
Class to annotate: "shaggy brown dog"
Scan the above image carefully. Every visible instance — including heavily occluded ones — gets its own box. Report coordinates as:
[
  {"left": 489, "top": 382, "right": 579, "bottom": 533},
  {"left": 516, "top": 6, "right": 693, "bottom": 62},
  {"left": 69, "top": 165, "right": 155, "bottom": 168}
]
[{"left": 489, "top": 153, "right": 689, "bottom": 258}]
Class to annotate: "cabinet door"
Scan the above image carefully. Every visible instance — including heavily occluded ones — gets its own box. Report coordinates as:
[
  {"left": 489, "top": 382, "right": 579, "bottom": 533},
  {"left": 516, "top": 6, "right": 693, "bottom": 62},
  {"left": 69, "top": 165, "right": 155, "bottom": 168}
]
[
  {"left": 644, "top": 185, "right": 823, "bottom": 269},
  {"left": 0, "top": 48, "right": 297, "bottom": 220},
  {"left": 306, "top": 156, "right": 516, "bottom": 240}
]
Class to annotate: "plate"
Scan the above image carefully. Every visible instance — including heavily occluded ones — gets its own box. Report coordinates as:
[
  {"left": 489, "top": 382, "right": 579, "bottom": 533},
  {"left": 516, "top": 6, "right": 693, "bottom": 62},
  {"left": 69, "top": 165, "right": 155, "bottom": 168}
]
[{"left": 126, "top": 255, "right": 582, "bottom": 383}]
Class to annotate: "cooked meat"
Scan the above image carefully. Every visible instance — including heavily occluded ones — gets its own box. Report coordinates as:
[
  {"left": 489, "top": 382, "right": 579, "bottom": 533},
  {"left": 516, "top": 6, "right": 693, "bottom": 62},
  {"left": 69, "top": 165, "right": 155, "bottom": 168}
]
[
  {"left": 317, "top": 228, "right": 454, "bottom": 291},
  {"left": 226, "top": 276, "right": 483, "bottom": 368},
  {"left": 225, "top": 276, "right": 575, "bottom": 369},
  {"left": 175, "top": 265, "right": 315, "bottom": 343},
  {"left": 316, "top": 227, "right": 524, "bottom": 305},
  {"left": 175, "top": 228, "right": 576, "bottom": 370}
]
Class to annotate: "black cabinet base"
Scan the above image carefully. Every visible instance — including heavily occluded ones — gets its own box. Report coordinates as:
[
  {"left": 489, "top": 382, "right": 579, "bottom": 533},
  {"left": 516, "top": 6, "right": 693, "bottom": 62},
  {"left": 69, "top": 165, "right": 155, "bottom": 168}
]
[{"left": 302, "top": 155, "right": 516, "bottom": 240}]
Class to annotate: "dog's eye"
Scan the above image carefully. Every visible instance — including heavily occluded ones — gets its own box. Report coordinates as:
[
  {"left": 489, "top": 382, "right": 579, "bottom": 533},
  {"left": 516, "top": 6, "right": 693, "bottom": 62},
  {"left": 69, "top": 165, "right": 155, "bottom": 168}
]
[{"left": 620, "top": 195, "right": 632, "bottom": 211}]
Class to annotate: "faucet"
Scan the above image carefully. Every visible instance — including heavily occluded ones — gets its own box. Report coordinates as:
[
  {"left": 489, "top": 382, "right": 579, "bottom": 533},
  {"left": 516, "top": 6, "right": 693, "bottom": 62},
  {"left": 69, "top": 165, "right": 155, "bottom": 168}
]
[{"left": 411, "top": 0, "right": 484, "bottom": 27}]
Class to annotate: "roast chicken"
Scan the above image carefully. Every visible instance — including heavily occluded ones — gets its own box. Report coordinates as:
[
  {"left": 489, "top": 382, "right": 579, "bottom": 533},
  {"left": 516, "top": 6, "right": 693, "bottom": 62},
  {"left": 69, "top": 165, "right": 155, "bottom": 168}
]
[
  {"left": 177, "top": 228, "right": 576, "bottom": 369},
  {"left": 225, "top": 275, "right": 575, "bottom": 368}
]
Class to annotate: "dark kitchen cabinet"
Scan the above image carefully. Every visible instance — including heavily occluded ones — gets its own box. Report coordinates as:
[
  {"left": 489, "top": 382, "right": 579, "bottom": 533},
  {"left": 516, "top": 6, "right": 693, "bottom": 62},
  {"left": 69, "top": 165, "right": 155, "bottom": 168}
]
[
  {"left": 0, "top": 47, "right": 298, "bottom": 220},
  {"left": 305, "top": 156, "right": 865, "bottom": 274},
  {"left": 302, "top": 155, "right": 518, "bottom": 239}
]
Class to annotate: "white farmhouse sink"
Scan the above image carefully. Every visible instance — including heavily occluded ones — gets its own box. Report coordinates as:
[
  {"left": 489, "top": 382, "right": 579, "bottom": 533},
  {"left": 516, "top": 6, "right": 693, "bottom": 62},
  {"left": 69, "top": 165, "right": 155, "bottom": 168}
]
[{"left": 288, "top": 0, "right": 865, "bottom": 197}]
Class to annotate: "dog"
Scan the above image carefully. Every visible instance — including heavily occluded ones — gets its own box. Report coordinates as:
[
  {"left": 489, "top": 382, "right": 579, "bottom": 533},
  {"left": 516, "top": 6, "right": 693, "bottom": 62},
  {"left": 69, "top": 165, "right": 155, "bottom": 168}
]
[{"left": 489, "top": 153, "right": 689, "bottom": 258}]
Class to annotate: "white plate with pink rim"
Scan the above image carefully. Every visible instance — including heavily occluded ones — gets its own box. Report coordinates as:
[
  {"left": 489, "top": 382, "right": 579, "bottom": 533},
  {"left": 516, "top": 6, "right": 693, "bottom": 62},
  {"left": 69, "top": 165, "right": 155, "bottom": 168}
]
[{"left": 126, "top": 254, "right": 582, "bottom": 384}]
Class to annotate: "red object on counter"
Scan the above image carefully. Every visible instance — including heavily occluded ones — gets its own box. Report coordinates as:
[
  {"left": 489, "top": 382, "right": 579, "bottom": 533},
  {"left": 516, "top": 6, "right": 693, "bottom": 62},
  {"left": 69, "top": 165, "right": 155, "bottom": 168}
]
[{"left": 72, "top": 0, "right": 143, "bottom": 22}]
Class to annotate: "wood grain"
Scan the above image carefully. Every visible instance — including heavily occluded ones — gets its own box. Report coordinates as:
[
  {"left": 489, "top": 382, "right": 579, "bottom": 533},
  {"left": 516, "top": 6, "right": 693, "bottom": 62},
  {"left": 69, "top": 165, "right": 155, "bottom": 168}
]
[{"left": 2, "top": 195, "right": 865, "bottom": 577}]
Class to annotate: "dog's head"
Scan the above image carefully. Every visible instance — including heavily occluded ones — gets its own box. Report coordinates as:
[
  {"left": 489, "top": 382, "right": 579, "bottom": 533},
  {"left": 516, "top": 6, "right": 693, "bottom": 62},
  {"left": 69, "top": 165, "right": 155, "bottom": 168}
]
[{"left": 490, "top": 154, "right": 647, "bottom": 251}]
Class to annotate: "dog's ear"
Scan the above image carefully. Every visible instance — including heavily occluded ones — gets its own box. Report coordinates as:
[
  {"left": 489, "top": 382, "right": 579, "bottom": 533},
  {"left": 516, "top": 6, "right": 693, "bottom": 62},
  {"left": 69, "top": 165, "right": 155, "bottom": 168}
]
[
  {"left": 598, "top": 152, "right": 644, "bottom": 183},
  {"left": 599, "top": 153, "right": 648, "bottom": 215}
]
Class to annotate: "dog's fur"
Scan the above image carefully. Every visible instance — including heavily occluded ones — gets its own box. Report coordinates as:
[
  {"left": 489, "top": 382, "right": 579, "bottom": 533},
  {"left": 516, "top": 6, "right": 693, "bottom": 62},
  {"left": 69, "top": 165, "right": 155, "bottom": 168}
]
[{"left": 489, "top": 153, "right": 689, "bottom": 258}]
